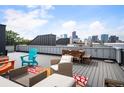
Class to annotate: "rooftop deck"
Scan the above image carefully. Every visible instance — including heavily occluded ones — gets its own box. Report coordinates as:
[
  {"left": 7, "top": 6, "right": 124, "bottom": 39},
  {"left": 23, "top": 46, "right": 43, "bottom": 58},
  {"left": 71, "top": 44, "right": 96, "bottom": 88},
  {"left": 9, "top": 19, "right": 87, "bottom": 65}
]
[
  {"left": 8, "top": 52, "right": 61, "bottom": 68},
  {"left": 73, "top": 60, "right": 124, "bottom": 87},
  {"left": 8, "top": 52, "right": 124, "bottom": 87}
]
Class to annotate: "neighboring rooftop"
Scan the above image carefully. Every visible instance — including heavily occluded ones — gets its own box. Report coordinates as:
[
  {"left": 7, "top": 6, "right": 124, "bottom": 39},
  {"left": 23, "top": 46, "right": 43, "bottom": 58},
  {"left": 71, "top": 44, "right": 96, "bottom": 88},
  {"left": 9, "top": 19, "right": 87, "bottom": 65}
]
[{"left": 30, "top": 34, "right": 56, "bottom": 46}]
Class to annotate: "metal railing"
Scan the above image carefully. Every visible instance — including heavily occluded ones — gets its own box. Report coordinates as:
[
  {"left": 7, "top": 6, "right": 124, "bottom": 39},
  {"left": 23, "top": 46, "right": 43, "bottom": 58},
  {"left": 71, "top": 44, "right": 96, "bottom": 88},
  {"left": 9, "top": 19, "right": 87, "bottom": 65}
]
[
  {"left": 6, "top": 46, "right": 15, "bottom": 52},
  {"left": 16, "top": 45, "right": 116, "bottom": 60}
]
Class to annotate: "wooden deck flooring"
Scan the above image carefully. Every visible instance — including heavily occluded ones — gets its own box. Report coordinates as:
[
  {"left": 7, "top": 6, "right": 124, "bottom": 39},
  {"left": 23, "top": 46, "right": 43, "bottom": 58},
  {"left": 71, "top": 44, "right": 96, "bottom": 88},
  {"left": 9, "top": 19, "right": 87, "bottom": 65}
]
[{"left": 73, "top": 60, "right": 124, "bottom": 87}]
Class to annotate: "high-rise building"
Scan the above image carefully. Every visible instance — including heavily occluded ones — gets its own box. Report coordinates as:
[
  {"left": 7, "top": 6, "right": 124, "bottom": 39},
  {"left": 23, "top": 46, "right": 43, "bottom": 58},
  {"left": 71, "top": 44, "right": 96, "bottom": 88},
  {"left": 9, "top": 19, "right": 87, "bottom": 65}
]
[
  {"left": 30, "top": 34, "right": 56, "bottom": 46},
  {"left": 101, "top": 34, "right": 108, "bottom": 43},
  {"left": 72, "top": 31, "right": 78, "bottom": 39},
  {"left": 88, "top": 36, "right": 92, "bottom": 41},
  {"left": 92, "top": 35, "right": 99, "bottom": 42},
  {"left": 109, "top": 35, "right": 119, "bottom": 43},
  {"left": 71, "top": 31, "right": 80, "bottom": 44},
  {"left": 64, "top": 34, "right": 67, "bottom": 38}
]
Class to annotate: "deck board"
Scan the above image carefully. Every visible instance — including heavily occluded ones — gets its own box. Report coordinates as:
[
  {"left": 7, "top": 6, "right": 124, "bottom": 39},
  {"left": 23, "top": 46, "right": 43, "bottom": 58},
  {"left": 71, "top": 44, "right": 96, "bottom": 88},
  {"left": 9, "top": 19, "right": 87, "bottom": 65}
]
[
  {"left": 113, "top": 63, "right": 124, "bottom": 81},
  {"left": 109, "top": 63, "right": 117, "bottom": 80},
  {"left": 97, "top": 61, "right": 104, "bottom": 87},
  {"left": 79, "top": 63, "right": 89, "bottom": 75},
  {"left": 87, "top": 61, "right": 96, "bottom": 87},
  {"left": 81, "top": 62, "right": 92, "bottom": 76},
  {"left": 92, "top": 61, "right": 100, "bottom": 87},
  {"left": 85, "top": 61, "right": 94, "bottom": 78},
  {"left": 76, "top": 64, "right": 85, "bottom": 75},
  {"left": 73, "top": 60, "right": 124, "bottom": 87}
]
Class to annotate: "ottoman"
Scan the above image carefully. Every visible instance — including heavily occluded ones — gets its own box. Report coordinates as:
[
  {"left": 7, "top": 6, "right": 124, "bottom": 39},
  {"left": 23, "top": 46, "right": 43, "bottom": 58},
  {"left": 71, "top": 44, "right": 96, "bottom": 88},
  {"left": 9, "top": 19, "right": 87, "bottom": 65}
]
[{"left": 33, "top": 73, "right": 76, "bottom": 87}]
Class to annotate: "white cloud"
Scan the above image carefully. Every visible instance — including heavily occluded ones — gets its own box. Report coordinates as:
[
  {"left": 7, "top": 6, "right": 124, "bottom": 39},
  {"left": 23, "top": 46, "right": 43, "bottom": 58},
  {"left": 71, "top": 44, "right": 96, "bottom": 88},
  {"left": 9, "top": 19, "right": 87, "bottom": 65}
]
[
  {"left": 3, "top": 9, "right": 48, "bottom": 39},
  {"left": 26, "top": 5, "right": 38, "bottom": 8},
  {"left": 89, "top": 21, "right": 105, "bottom": 35},
  {"left": 62, "top": 20, "right": 77, "bottom": 30},
  {"left": 42, "top": 20, "right": 124, "bottom": 41},
  {"left": 56, "top": 20, "right": 108, "bottom": 40},
  {"left": 2, "top": 6, "right": 124, "bottom": 41},
  {"left": 26, "top": 5, "right": 54, "bottom": 18},
  {"left": 112, "top": 25, "right": 124, "bottom": 40},
  {"left": 2, "top": 6, "right": 55, "bottom": 39},
  {"left": 61, "top": 20, "right": 105, "bottom": 39}
]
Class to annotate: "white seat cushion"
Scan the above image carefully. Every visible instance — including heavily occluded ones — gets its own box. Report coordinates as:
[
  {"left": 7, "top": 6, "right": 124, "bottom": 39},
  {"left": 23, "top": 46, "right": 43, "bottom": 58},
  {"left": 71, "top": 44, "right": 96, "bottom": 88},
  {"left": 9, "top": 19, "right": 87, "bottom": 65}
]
[
  {"left": 60, "top": 55, "right": 73, "bottom": 63},
  {"left": 33, "top": 74, "right": 76, "bottom": 87},
  {"left": 50, "top": 64, "right": 58, "bottom": 71}
]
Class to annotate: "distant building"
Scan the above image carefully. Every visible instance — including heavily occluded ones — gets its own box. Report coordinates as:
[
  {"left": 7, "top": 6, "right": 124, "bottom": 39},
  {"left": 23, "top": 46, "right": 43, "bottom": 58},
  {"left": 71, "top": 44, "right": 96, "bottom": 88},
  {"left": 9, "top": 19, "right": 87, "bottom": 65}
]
[
  {"left": 63, "top": 34, "right": 67, "bottom": 38},
  {"left": 109, "top": 35, "right": 119, "bottom": 43},
  {"left": 72, "top": 31, "right": 76, "bottom": 39},
  {"left": 92, "top": 35, "right": 99, "bottom": 42},
  {"left": 60, "top": 34, "right": 67, "bottom": 38},
  {"left": 56, "top": 36, "right": 60, "bottom": 40},
  {"left": 70, "top": 36, "right": 73, "bottom": 44},
  {"left": 72, "top": 38, "right": 80, "bottom": 44},
  {"left": 84, "top": 38, "right": 92, "bottom": 47},
  {"left": 72, "top": 31, "right": 78, "bottom": 39},
  {"left": 88, "top": 36, "right": 92, "bottom": 41},
  {"left": 71, "top": 31, "right": 80, "bottom": 44},
  {"left": 101, "top": 34, "right": 108, "bottom": 43},
  {"left": 30, "top": 34, "right": 56, "bottom": 46},
  {"left": 56, "top": 38, "right": 70, "bottom": 45}
]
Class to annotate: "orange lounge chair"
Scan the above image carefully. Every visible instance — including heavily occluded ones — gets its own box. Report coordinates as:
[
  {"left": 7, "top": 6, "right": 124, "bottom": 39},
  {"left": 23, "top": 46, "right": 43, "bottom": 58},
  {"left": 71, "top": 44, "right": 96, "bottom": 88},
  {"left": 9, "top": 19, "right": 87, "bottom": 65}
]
[
  {"left": 0, "top": 60, "right": 15, "bottom": 75},
  {"left": 0, "top": 56, "right": 9, "bottom": 62}
]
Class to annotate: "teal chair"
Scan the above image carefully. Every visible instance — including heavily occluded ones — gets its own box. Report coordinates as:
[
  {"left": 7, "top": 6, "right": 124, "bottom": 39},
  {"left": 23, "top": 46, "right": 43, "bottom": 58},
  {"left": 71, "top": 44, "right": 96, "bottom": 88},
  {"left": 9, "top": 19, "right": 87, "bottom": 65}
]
[{"left": 21, "top": 48, "right": 38, "bottom": 66}]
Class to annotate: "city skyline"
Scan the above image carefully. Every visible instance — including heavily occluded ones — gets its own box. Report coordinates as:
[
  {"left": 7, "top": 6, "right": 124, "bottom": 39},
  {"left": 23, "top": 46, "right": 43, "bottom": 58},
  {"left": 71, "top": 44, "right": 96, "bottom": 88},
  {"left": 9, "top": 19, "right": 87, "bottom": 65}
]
[{"left": 0, "top": 5, "right": 124, "bottom": 40}]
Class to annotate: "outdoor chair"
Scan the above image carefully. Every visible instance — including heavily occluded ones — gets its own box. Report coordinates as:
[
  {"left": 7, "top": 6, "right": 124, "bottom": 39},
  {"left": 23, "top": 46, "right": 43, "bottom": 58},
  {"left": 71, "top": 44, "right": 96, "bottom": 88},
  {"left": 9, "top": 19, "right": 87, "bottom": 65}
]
[
  {"left": 0, "top": 60, "right": 15, "bottom": 75},
  {"left": 21, "top": 48, "right": 38, "bottom": 66},
  {"left": 50, "top": 55, "right": 73, "bottom": 77},
  {"left": 0, "top": 56, "right": 9, "bottom": 62}
]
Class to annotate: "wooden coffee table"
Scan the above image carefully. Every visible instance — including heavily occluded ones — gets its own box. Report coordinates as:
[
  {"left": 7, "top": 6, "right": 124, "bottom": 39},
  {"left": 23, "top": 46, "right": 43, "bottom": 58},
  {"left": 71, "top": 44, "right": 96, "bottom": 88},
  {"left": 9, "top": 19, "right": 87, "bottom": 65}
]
[
  {"left": 27, "top": 66, "right": 52, "bottom": 77},
  {"left": 46, "top": 67, "right": 52, "bottom": 76},
  {"left": 10, "top": 66, "right": 49, "bottom": 87}
]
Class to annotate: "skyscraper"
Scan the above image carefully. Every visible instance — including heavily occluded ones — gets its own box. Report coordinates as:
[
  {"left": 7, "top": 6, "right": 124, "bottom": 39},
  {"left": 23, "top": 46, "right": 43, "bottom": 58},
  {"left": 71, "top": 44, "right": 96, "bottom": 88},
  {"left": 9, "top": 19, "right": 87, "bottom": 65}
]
[
  {"left": 71, "top": 31, "right": 80, "bottom": 43},
  {"left": 63, "top": 34, "right": 67, "bottom": 38},
  {"left": 101, "top": 34, "right": 108, "bottom": 43},
  {"left": 92, "top": 35, "right": 99, "bottom": 42},
  {"left": 109, "top": 35, "right": 119, "bottom": 43},
  {"left": 72, "top": 31, "right": 78, "bottom": 39}
]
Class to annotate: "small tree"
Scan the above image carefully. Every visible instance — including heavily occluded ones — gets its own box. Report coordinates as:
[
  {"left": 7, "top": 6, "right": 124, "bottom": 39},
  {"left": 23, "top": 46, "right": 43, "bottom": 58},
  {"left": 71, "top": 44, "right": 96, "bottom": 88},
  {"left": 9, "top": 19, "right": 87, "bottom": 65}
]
[{"left": 6, "top": 30, "right": 31, "bottom": 45}]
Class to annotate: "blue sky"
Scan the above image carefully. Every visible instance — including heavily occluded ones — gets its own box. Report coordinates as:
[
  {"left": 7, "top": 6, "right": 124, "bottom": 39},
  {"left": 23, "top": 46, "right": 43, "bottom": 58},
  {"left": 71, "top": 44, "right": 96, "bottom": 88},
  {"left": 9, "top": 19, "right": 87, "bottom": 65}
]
[{"left": 0, "top": 5, "right": 124, "bottom": 40}]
